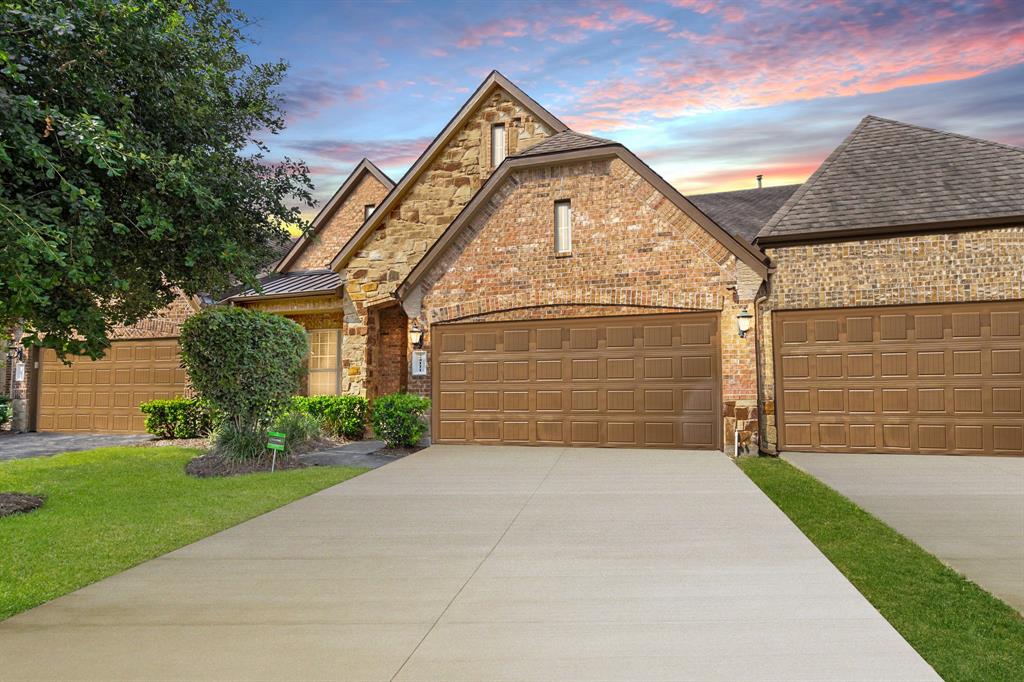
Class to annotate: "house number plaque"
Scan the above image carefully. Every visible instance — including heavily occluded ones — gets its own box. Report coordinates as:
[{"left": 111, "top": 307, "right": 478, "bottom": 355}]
[{"left": 411, "top": 350, "right": 428, "bottom": 376}]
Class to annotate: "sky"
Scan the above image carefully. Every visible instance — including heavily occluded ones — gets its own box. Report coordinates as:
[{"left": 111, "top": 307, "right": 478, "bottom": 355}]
[{"left": 233, "top": 0, "right": 1024, "bottom": 214}]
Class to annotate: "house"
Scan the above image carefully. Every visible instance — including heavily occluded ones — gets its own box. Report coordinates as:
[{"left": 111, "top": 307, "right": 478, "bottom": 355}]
[{"left": 13, "top": 72, "right": 1024, "bottom": 457}]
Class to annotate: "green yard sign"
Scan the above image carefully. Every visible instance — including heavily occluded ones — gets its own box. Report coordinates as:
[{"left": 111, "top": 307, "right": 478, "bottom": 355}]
[
  {"left": 267, "top": 431, "right": 286, "bottom": 452},
  {"left": 267, "top": 431, "right": 286, "bottom": 473}
]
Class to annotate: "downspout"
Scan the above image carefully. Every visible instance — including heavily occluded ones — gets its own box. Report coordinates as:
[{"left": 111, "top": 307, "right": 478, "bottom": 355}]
[{"left": 753, "top": 278, "right": 770, "bottom": 456}]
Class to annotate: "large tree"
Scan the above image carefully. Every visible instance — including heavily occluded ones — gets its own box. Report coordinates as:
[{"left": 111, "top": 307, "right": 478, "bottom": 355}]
[{"left": 0, "top": 0, "right": 313, "bottom": 357}]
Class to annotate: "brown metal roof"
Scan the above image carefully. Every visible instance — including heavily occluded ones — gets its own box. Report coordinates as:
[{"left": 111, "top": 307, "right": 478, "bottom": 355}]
[
  {"left": 689, "top": 184, "right": 801, "bottom": 245},
  {"left": 227, "top": 269, "right": 341, "bottom": 302},
  {"left": 758, "top": 116, "right": 1024, "bottom": 243},
  {"left": 511, "top": 130, "right": 615, "bottom": 157}
]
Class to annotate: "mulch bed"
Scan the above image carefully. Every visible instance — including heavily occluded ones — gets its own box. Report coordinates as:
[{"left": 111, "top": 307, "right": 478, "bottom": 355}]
[
  {"left": 375, "top": 445, "right": 426, "bottom": 458},
  {"left": 0, "top": 492, "right": 45, "bottom": 518},
  {"left": 185, "top": 452, "right": 307, "bottom": 478}
]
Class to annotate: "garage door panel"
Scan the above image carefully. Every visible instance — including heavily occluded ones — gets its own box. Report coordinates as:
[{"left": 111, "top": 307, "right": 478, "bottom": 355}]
[
  {"left": 37, "top": 340, "right": 186, "bottom": 434},
  {"left": 776, "top": 301, "right": 1024, "bottom": 456},
  {"left": 434, "top": 313, "right": 721, "bottom": 449}
]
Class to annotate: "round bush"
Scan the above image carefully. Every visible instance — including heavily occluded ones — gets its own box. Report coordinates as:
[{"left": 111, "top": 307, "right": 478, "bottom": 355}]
[
  {"left": 180, "top": 306, "right": 307, "bottom": 459},
  {"left": 371, "top": 392, "right": 431, "bottom": 448}
]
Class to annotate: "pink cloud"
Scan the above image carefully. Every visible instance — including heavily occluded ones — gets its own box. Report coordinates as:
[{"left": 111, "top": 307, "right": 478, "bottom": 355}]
[
  {"left": 284, "top": 136, "right": 432, "bottom": 169},
  {"left": 567, "top": 5, "right": 1024, "bottom": 131},
  {"left": 455, "top": 17, "right": 529, "bottom": 48}
]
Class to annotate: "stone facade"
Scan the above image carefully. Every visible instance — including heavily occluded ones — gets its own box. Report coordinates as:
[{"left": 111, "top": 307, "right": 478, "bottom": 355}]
[
  {"left": 409, "top": 157, "right": 763, "bottom": 449},
  {"left": 290, "top": 173, "right": 391, "bottom": 271},
  {"left": 758, "top": 226, "right": 1024, "bottom": 452},
  {"left": 337, "top": 86, "right": 555, "bottom": 395}
]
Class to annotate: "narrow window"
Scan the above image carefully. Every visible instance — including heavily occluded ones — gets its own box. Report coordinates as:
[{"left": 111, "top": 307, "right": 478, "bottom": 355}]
[
  {"left": 490, "top": 123, "right": 506, "bottom": 167},
  {"left": 364, "top": 204, "right": 375, "bottom": 220},
  {"left": 307, "top": 329, "right": 340, "bottom": 395},
  {"left": 554, "top": 200, "right": 572, "bottom": 255}
]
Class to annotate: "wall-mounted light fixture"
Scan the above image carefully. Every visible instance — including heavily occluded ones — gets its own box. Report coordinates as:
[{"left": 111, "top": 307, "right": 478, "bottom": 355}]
[
  {"left": 737, "top": 307, "right": 753, "bottom": 338},
  {"left": 410, "top": 321, "right": 425, "bottom": 349}
]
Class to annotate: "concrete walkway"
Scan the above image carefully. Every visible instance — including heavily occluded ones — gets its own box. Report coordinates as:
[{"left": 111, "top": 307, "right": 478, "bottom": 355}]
[
  {"left": 0, "top": 431, "right": 151, "bottom": 460},
  {"left": 785, "top": 451, "right": 1024, "bottom": 613},
  {"left": 1, "top": 446, "right": 937, "bottom": 681}
]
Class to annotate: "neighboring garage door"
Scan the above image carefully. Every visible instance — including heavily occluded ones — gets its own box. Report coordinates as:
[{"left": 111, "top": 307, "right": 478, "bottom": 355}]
[
  {"left": 775, "top": 301, "right": 1024, "bottom": 455},
  {"left": 37, "top": 339, "right": 187, "bottom": 433},
  {"left": 433, "top": 313, "right": 721, "bottom": 449}
]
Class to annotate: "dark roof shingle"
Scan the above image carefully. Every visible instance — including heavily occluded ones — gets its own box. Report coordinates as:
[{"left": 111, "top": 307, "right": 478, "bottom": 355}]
[
  {"left": 513, "top": 130, "right": 617, "bottom": 157},
  {"left": 758, "top": 115, "right": 1024, "bottom": 241},
  {"left": 689, "top": 185, "right": 801, "bottom": 245}
]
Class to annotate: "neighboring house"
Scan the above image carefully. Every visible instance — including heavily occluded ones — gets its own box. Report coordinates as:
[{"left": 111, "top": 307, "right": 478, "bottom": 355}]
[
  {"left": 12, "top": 72, "right": 1024, "bottom": 457},
  {"left": 756, "top": 116, "right": 1024, "bottom": 455}
]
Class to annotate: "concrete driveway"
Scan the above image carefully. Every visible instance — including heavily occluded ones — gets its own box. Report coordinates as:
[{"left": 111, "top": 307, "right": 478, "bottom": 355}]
[
  {"left": 785, "top": 452, "right": 1024, "bottom": 614},
  {"left": 0, "top": 431, "right": 151, "bottom": 460},
  {"left": 1, "top": 446, "right": 936, "bottom": 681}
]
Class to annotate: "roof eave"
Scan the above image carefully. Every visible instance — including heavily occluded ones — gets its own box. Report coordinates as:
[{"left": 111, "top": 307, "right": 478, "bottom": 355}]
[{"left": 756, "top": 215, "right": 1024, "bottom": 247}]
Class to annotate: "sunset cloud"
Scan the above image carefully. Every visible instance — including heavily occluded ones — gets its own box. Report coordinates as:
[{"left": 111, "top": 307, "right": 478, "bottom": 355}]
[{"left": 238, "top": 0, "right": 1024, "bottom": 199}]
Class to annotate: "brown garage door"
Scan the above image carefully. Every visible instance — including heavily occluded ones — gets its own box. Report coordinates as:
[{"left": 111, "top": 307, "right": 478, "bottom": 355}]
[
  {"left": 433, "top": 313, "right": 721, "bottom": 449},
  {"left": 775, "top": 301, "right": 1024, "bottom": 455},
  {"left": 37, "top": 339, "right": 187, "bottom": 433}
]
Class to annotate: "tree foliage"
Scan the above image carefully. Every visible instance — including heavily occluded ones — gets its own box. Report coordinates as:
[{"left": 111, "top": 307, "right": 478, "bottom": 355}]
[
  {"left": 179, "top": 306, "right": 306, "bottom": 459},
  {"left": 0, "top": 0, "right": 313, "bottom": 357}
]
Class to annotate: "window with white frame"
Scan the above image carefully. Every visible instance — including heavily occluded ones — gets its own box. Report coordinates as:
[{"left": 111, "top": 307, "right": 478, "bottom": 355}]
[
  {"left": 364, "top": 204, "right": 375, "bottom": 220},
  {"left": 554, "top": 200, "right": 572, "bottom": 255},
  {"left": 490, "top": 123, "right": 506, "bottom": 167},
  {"left": 307, "top": 329, "right": 340, "bottom": 395}
]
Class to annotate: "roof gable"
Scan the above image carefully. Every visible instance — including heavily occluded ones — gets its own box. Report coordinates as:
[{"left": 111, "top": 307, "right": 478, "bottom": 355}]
[
  {"left": 398, "top": 143, "right": 768, "bottom": 300},
  {"left": 758, "top": 116, "right": 1024, "bottom": 243},
  {"left": 327, "top": 71, "right": 568, "bottom": 272},
  {"left": 276, "top": 159, "right": 394, "bottom": 273}
]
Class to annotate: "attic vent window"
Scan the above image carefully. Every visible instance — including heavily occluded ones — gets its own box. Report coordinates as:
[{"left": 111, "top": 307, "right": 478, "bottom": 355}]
[
  {"left": 554, "top": 200, "right": 572, "bottom": 256},
  {"left": 364, "top": 204, "right": 375, "bottom": 220},
  {"left": 490, "top": 123, "right": 506, "bottom": 167}
]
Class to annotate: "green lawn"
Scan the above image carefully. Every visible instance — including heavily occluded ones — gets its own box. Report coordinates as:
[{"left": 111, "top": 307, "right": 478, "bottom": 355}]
[
  {"left": 738, "top": 457, "right": 1024, "bottom": 682},
  {"left": 0, "top": 447, "right": 366, "bottom": 620}
]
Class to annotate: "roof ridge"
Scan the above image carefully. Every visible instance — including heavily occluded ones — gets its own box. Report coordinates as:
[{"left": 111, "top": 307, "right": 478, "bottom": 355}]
[
  {"left": 862, "top": 114, "right": 1024, "bottom": 154},
  {"left": 758, "top": 117, "right": 874, "bottom": 238},
  {"left": 689, "top": 183, "right": 802, "bottom": 199}
]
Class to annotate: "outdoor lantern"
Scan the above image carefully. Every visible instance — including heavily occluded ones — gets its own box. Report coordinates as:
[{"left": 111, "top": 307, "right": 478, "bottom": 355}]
[
  {"left": 410, "top": 321, "right": 425, "bottom": 349},
  {"left": 737, "top": 307, "right": 753, "bottom": 338}
]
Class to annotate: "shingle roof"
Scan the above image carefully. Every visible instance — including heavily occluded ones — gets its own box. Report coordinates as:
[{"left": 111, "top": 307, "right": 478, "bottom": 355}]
[
  {"left": 689, "top": 184, "right": 801, "bottom": 245},
  {"left": 758, "top": 115, "right": 1024, "bottom": 241},
  {"left": 512, "top": 130, "right": 617, "bottom": 157},
  {"left": 230, "top": 269, "right": 341, "bottom": 300}
]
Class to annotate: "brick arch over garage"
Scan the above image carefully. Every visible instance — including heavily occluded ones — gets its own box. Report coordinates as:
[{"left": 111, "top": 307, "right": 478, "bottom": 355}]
[{"left": 427, "top": 291, "right": 724, "bottom": 325}]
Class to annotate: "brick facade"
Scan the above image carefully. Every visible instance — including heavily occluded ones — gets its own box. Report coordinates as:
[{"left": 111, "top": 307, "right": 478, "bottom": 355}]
[
  {"left": 757, "top": 226, "right": 1024, "bottom": 452},
  {"left": 290, "top": 173, "right": 391, "bottom": 271},
  {"left": 336, "top": 87, "right": 555, "bottom": 395},
  {"left": 409, "top": 157, "right": 763, "bottom": 450},
  {"left": 367, "top": 304, "right": 408, "bottom": 397}
]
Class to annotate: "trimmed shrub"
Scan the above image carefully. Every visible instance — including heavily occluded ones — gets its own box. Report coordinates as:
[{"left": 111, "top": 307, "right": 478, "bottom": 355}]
[
  {"left": 180, "top": 306, "right": 307, "bottom": 460},
  {"left": 272, "top": 409, "right": 321, "bottom": 454},
  {"left": 139, "top": 398, "right": 215, "bottom": 439},
  {"left": 291, "top": 395, "right": 368, "bottom": 440},
  {"left": 371, "top": 392, "right": 431, "bottom": 448}
]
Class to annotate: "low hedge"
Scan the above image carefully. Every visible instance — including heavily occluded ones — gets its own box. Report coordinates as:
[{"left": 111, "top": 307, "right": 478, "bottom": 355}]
[
  {"left": 291, "top": 395, "right": 368, "bottom": 440},
  {"left": 139, "top": 398, "right": 215, "bottom": 439},
  {"left": 371, "top": 392, "right": 431, "bottom": 448}
]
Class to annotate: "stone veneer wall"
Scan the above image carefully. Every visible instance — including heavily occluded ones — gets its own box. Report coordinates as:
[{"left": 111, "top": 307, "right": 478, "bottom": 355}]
[
  {"left": 291, "top": 174, "right": 391, "bottom": 271},
  {"left": 337, "top": 87, "right": 555, "bottom": 395},
  {"left": 758, "top": 226, "right": 1024, "bottom": 453},
  {"left": 409, "top": 157, "right": 763, "bottom": 449}
]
